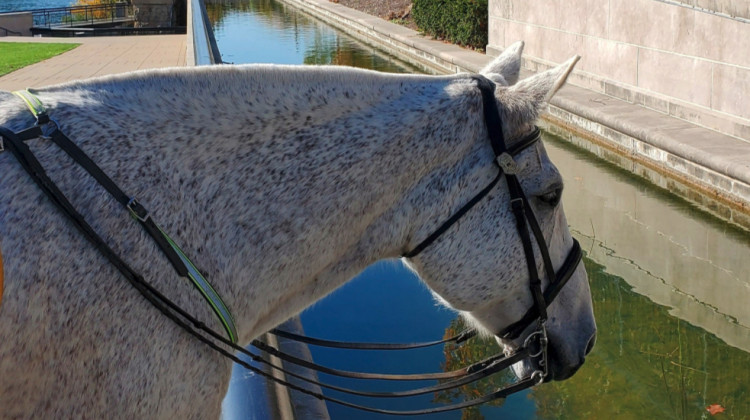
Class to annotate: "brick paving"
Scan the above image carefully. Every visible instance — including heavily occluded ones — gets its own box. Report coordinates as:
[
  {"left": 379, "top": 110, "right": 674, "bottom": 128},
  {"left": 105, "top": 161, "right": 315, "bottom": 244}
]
[{"left": 0, "top": 35, "right": 187, "bottom": 90}]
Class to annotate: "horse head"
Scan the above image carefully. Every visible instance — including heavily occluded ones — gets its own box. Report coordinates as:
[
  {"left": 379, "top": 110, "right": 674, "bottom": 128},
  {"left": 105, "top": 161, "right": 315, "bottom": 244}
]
[{"left": 404, "top": 42, "right": 596, "bottom": 382}]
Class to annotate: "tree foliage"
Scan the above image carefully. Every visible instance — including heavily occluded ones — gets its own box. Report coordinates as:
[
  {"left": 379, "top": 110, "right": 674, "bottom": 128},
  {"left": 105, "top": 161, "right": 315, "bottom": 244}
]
[{"left": 434, "top": 316, "right": 514, "bottom": 419}]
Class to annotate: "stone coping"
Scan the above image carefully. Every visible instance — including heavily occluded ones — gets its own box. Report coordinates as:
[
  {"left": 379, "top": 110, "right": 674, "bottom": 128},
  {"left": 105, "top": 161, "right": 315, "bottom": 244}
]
[
  {"left": 278, "top": 0, "right": 750, "bottom": 230},
  {"left": 186, "top": 0, "right": 221, "bottom": 65},
  {"left": 263, "top": 317, "right": 330, "bottom": 420}
]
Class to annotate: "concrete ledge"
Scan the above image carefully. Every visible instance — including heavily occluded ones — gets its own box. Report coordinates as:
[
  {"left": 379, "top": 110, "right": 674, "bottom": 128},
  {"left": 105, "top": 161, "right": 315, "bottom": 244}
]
[
  {"left": 280, "top": 0, "right": 484, "bottom": 74},
  {"left": 263, "top": 317, "right": 330, "bottom": 420},
  {"left": 277, "top": 0, "right": 750, "bottom": 231},
  {"left": 186, "top": 0, "right": 220, "bottom": 65}
]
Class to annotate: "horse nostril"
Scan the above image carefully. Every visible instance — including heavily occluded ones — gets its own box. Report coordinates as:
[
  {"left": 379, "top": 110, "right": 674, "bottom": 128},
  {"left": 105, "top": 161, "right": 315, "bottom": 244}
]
[{"left": 585, "top": 333, "right": 596, "bottom": 356}]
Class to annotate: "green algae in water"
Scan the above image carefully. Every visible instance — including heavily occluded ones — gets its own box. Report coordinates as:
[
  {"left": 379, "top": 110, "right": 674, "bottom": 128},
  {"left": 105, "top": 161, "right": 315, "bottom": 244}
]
[
  {"left": 432, "top": 255, "right": 750, "bottom": 420},
  {"left": 533, "top": 256, "right": 749, "bottom": 420}
]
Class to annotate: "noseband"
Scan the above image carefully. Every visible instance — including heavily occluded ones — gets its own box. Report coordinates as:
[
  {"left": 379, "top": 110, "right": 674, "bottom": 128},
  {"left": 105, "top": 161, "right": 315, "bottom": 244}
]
[{"left": 1, "top": 75, "right": 581, "bottom": 415}]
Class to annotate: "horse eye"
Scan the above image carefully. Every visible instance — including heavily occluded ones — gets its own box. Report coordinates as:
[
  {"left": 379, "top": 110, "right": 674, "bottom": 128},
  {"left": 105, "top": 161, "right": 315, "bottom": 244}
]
[{"left": 537, "top": 187, "right": 563, "bottom": 207}]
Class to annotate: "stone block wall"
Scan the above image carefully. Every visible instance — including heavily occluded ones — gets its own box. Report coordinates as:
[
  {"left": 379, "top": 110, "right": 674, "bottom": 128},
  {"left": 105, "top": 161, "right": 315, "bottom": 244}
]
[
  {"left": 0, "top": 12, "right": 32, "bottom": 36},
  {"left": 673, "top": 0, "right": 749, "bottom": 20},
  {"left": 132, "top": 0, "right": 175, "bottom": 27},
  {"left": 487, "top": 0, "right": 750, "bottom": 140}
]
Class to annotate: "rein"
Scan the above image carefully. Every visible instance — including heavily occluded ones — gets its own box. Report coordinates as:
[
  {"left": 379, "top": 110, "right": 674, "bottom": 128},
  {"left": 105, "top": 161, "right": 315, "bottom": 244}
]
[{"left": 0, "top": 76, "right": 581, "bottom": 416}]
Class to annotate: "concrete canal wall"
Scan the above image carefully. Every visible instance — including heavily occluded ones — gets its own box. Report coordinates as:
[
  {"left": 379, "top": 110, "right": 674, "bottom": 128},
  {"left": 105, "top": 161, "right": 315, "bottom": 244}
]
[
  {"left": 276, "top": 0, "right": 750, "bottom": 231},
  {"left": 186, "top": 0, "right": 222, "bottom": 65},
  {"left": 132, "top": 0, "right": 176, "bottom": 27},
  {"left": 487, "top": 0, "right": 750, "bottom": 141}
]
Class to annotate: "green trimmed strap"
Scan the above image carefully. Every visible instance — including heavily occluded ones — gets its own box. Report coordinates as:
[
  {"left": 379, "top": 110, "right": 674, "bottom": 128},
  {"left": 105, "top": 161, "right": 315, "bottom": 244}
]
[
  {"left": 12, "top": 88, "right": 239, "bottom": 344},
  {"left": 157, "top": 226, "right": 238, "bottom": 343},
  {"left": 12, "top": 89, "right": 48, "bottom": 124}
]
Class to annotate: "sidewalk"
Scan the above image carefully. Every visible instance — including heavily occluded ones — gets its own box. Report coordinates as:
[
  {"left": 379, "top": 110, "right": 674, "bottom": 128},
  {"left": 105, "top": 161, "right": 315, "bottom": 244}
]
[
  {"left": 0, "top": 35, "right": 187, "bottom": 91},
  {"left": 280, "top": 0, "right": 750, "bottom": 231}
]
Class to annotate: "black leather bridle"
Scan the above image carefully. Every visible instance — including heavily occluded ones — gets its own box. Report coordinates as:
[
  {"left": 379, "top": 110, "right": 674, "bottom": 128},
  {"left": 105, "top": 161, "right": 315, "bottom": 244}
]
[{"left": 0, "top": 74, "right": 582, "bottom": 416}]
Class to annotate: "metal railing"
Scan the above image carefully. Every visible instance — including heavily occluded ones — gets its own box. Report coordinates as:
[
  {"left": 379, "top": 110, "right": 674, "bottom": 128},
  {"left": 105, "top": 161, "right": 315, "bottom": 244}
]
[
  {"left": 0, "top": 26, "right": 23, "bottom": 36},
  {"left": 31, "top": 2, "right": 134, "bottom": 28},
  {"left": 188, "top": 0, "right": 222, "bottom": 65}
]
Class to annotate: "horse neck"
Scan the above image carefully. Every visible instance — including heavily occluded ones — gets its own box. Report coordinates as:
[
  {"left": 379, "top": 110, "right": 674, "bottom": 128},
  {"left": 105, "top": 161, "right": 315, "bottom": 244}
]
[{"left": 41, "top": 67, "right": 489, "bottom": 343}]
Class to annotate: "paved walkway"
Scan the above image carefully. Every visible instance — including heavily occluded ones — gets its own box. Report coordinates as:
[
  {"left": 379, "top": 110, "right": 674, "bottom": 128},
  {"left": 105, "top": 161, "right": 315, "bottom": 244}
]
[{"left": 0, "top": 35, "right": 187, "bottom": 91}]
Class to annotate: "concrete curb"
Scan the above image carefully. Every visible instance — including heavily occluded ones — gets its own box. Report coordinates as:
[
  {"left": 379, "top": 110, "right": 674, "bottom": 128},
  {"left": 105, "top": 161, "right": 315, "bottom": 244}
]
[
  {"left": 278, "top": 0, "right": 750, "bottom": 230},
  {"left": 265, "top": 317, "right": 331, "bottom": 420}
]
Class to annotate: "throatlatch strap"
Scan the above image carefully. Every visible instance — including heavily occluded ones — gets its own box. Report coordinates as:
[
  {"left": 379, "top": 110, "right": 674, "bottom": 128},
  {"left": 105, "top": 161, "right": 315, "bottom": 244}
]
[{"left": 402, "top": 171, "right": 503, "bottom": 258}]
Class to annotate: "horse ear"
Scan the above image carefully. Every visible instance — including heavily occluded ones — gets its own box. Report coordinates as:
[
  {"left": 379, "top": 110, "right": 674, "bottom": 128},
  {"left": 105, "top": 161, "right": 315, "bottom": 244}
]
[
  {"left": 508, "top": 55, "right": 579, "bottom": 110},
  {"left": 495, "top": 56, "right": 579, "bottom": 138},
  {"left": 480, "top": 41, "right": 524, "bottom": 85}
]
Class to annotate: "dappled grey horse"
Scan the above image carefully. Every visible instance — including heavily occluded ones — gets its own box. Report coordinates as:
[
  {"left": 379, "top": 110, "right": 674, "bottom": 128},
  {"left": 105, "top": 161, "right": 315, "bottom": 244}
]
[{"left": 0, "top": 42, "right": 595, "bottom": 418}]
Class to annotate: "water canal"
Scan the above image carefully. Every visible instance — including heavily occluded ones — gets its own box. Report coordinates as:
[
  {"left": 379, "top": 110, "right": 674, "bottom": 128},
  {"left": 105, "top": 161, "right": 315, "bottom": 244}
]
[
  {"left": 207, "top": 1, "right": 750, "bottom": 418},
  {"left": 0, "top": 0, "right": 73, "bottom": 13}
]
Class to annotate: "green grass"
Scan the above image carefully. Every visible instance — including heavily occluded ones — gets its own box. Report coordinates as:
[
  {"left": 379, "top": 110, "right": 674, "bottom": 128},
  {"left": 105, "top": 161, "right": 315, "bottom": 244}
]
[{"left": 0, "top": 42, "right": 80, "bottom": 77}]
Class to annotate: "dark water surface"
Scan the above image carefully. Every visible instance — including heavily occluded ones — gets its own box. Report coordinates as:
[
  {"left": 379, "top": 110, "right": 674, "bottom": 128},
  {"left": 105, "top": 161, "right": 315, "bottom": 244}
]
[{"left": 209, "top": 0, "right": 750, "bottom": 418}]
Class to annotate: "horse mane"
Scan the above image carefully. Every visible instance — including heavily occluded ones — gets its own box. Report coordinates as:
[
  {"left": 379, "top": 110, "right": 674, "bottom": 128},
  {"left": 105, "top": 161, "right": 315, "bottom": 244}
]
[{"left": 39, "top": 64, "right": 454, "bottom": 97}]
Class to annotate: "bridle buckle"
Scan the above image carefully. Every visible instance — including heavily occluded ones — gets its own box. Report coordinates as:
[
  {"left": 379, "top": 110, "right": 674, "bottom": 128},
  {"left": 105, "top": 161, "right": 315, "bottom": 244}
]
[
  {"left": 496, "top": 152, "right": 518, "bottom": 174},
  {"left": 523, "top": 322, "right": 549, "bottom": 384},
  {"left": 530, "top": 369, "right": 546, "bottom": 385},
  {"left": 127, "top": 197, "right": 151, "bottom": 222}
]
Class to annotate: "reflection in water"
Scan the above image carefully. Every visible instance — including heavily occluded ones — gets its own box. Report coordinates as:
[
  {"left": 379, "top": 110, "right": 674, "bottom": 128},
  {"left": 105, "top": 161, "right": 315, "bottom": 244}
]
[
  {"left": 206, "top": 0, "right": 422, "bottom": 72},
  {"left": 0, "top": 0, "right": 72, "bottom": 12},
  {"left": 434, "top": 317, "right": 511, "bottom": 419},
  {"left": 547, "top": 134, "right": 750, "bottom": 352},
  {"left": 533, "top": 256, "right": 750, "bottom": 419},
  {"left": 437, "top": 255, "right": 750, "bottom": 419},
  {"left": 532, "top": 134, "right": 750, "bottom": 419}
]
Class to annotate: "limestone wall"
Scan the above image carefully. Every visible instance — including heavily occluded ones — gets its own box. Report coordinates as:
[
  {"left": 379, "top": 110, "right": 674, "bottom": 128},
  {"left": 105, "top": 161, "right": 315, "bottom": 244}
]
[
  {"left": 0, "top": 12, "right": 32, "bottom": 36},
  {"left": 487, "top": 0, "right": 750, "bottom": 140},
  {"left": 672, "top": 0, "right": 749, "bottom": 20},
  {"left": 132, "top": 0, "right": 174, "bottom": 27}
]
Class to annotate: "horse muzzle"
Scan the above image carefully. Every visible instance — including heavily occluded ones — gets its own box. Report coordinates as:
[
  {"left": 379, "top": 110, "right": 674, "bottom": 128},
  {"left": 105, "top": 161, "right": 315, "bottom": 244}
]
[
  {"left": 505, "top": 318, "right": 596, "bottom": 383},
  {"left": 545, "top": 325, "right": 597, "bottom": 381}
]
